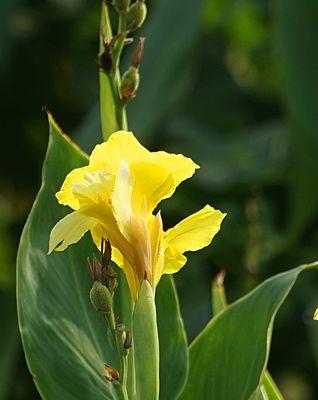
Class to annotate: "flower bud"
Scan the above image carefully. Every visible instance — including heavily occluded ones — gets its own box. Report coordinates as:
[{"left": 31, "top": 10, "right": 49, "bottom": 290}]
[
  {"left": 126, "top": 0, "right": 147, "bottom": 32},
  {"left": 105, "top": 266, "right": 118, "bottom": 294},
  {"left": 121, "top": 66, "right": 140, "bottom": 101},
  {"left": 89, "top": 282, "right": 112, "bottom": 314},
  {"left": 123, "top": 331, "right": 132, "bottom": 356},
  {"left": 112, "top": 0, "right": 130, "bottom": 12}
]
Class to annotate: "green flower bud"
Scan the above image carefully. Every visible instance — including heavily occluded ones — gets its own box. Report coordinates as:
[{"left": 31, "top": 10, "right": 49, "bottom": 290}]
[
  {"left": 121, "top": 66, "right": 140, "bottom": 101},
  {"left": 126, "top": 0, "right": 147, "bottom": 32},
  {"left": 112, "top": 0, "right": 131, "bottom": 12},
  {"left": 89, "top": 282, "right": 112, "bottom": 314}
]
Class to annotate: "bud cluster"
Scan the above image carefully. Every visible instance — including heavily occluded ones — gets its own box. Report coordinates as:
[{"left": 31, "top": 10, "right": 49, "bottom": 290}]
[
  {"left": 88, "top": 238, "right": 117, "bottom": 315},
  {"left": 98, "top": 0, "right": 147, "bottom": 103}
]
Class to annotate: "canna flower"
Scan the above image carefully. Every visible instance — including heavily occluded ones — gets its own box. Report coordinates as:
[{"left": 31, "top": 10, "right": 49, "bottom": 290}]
[{"left": 49, "top": 131, "right": 226, "bottom": 299}]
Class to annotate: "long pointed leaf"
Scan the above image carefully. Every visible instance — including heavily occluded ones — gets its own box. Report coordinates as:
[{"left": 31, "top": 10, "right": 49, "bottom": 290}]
[{"left": 181, "top": 263, "right": 318, "bottom": 400}]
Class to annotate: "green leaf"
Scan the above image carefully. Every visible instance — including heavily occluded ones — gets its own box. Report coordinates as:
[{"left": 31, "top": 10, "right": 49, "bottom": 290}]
[
  {"left": 275, "top": 0, "right": 318, "bottom": 238},
  {"left": 156, "top": 276, "right": 188, "bottom": 400},
  {"left": 262, "top": 371, "right": 284, "bottom": 400},
  {"left": 17, "top": 114, "right": 124, "bottom": 400},
  {"left": 210, "top": 273, "right": 284, "bottom": 399},
  {"left": 180, "top": 262, "right": 318, "bottom": 400},
  {"left": 132, "top": 280, "right": 159, "bottom": 400}
]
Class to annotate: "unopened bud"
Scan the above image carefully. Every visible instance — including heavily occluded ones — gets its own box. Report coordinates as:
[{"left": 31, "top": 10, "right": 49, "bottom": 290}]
[
  {"left": 126, "top": 0, "right": 147, "bottom": 32},
  {"left": 101, "top": 238, "right": 112, "bottom": 269},
  {"left": 90, "top": 282, "right": 112, "bottom": 314},
  {"left": 112, "top": 0, "right": 130, "bottom": 12},
  {"left": 105, "top": 266, "right": 118, "bottom": 294},
  {"left": 124, "top": 331, "right": 132, "bottom": 349},
  {"left": 123, "top": 331, "right": 132, "bottom": 356},
  {"left": 121, "top": 66, "right": 140, "bottom": 101}
]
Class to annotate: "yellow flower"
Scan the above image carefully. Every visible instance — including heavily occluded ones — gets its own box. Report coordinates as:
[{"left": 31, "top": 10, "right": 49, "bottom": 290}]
[{"left": 49, "top": 131, "right": 226, "bottom": 299}]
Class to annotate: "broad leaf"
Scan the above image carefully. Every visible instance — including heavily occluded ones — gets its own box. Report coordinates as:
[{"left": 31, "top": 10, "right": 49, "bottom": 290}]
[
  {"left": 211, "top": 273, "right": 284, "bottom": 399},
  {"left": 17, "top": 115, "right": 124, "bottom": 400},
  {"left": 180, "top": 263, "right": 318, "bottom": 400}
]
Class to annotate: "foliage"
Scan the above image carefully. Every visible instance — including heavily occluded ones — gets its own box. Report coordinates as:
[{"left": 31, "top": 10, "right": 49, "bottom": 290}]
[{"left": 1, "top": 0, "right": 318, "bottom": 399}]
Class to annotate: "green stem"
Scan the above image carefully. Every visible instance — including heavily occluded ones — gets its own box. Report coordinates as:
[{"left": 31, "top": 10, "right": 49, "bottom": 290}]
[
  {"left": 100, "top": 3, "right": 128, "bottom": 138},
  {"left": 112, "top": 12, "right": 128, "bottom": 130},
  {"left": 106, "top": 310, "right": 129, "bottom": 399}
]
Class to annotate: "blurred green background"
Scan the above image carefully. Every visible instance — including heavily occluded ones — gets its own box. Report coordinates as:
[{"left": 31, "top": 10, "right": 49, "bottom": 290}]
[{"left": 1, "top": 0, "right": 318, "bottom": 399}]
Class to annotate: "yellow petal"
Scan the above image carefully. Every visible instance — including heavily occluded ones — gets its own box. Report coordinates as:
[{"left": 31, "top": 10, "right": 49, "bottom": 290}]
[
  {"left": 164, "top": 205, "right": 226, "bottom": 253},
  {"left": 90, "top": 131, "right": 149, "bottom": 174},
  {"left": 56, "top": 166, "right": 91, "bottom": 210},
  {"left": 163, "top": 247, "right": 187, "bottom": 274},
  {"left": 111, "top": 160, "right": 133, "bottom": 238},
  {"left": 131, "top": 162, "right": 175, "bottom": 214},
  {"left": 152, "top": 150, "right": 199, "bottom": 188},
  {"left": 71, "top": 170, "right": 114, "bottom": 206},
  {"left": 48, "top": 207, "right": 98, "bottom": 253},
  {"left": 163, "top": 205, "right": 226, "bottom": 274},
  {"left": 149, "top": 212, "right": 165, "bottom": 285},
  {"left": 90, "top": 131, "right": 199, "bottom": 192}
]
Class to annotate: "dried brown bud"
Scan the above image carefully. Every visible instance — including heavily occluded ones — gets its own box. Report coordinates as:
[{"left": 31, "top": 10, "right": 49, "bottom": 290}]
[
  {"left": 88, "top": 255, "right": 103, "bottom": 283},
  {"left": 131, "top": 37, "right": 145, "bottom": 68},
  {"left": 101, "top": 238, "right": 112, "bottom": 269},
  {"left": 214, "top": 269, "right": 226, "bottom": 287},
  {"left": 124, "top": 331, "right": 132, "bottom": 349},
  {"left": 104, "top": 364, "right": 119, "bottom": 381}
]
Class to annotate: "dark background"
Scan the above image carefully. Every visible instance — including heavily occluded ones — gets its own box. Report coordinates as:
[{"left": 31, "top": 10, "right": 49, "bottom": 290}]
[{"left": 1, "top": 0, "right": 318, "bottom": 399}]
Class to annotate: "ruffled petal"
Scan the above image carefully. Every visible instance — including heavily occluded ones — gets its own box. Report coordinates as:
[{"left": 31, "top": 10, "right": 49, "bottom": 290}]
[
  {"left": 152, "top": 150, "right": 199, "bottom": 189},
  {"left": 131, "top": 162, "right": 175, "bottom": 214},
  {"left": 90, "top": 131, "right": 150, "bottom": 174},
  {"left": 56, "top": 166, "right": 91, "bottom": 210}
]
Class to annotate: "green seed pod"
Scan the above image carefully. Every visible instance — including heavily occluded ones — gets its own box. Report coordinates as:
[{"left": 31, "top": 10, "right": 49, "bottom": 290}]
[
  {"left": 126, "top": 0, "right": 147, "bottom": 32},
  {"left": 112, "top": 0, "right": 131, "bottom": 12},
  {"left": 89, "top": 282, "right": 112, "bottom": 314},
  {"left": 121, "top": 66, "right": 140, "bottom": 101}
]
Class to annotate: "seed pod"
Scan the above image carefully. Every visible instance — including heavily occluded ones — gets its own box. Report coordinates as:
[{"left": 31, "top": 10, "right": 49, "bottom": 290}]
[
  {"left": 121, "top": 66, "right": 140, "bottom": 101},
  {"left": 112, "top": 0, "right": 130, "bottom": 12},
  {"left": 126, "top": 0, "right": 147, "bottom": 32},
  {"left": 89, "top": 282, "right": 112, "bottom": 314}
]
